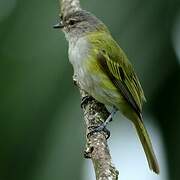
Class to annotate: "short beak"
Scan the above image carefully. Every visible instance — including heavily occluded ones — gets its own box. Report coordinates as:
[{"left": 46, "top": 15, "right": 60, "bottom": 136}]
[{"left": 53, "top": 21, "right": 64, "bottom": 29}]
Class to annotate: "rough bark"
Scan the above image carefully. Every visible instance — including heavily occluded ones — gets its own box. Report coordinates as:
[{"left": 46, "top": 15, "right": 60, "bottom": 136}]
[
  {"left": 60, "top": 0, "right": 81, "bottom": 18},
  {"left": 74, "top": 77, "right": 119, "bottom": 180}
]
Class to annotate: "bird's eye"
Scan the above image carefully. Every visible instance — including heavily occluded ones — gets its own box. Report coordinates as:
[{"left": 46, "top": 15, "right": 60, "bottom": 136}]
[{"left": 69, "top": 19, "right": 76, "bottom": 26}]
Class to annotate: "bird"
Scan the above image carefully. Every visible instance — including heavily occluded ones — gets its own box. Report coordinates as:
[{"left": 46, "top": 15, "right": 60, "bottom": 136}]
[{"left": 54, "top": 0, "right": 159, "bottom": 174}]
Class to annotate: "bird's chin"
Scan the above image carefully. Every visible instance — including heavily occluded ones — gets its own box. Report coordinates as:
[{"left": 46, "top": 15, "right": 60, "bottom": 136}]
[
  {"left": 64, "top": 32, "right": 70, "bottom": 41},
  {"left": 62, "top": 27, "right": 69, "bottom": 34}
]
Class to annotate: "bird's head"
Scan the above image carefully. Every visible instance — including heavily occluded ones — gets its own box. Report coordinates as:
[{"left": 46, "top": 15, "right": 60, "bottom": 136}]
[{"left": 54, "top": 10, "right": 108, "bottom": 41}]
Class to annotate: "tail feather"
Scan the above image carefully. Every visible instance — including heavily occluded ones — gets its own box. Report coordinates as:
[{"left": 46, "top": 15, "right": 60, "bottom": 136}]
[{"left": 133, "top": 118, "right": 160, "bottom": 174}]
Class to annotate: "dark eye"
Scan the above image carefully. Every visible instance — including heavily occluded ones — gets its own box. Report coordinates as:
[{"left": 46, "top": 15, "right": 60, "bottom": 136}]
[{"left": 69, "top": 19, "right": 76, "bottom": 25}]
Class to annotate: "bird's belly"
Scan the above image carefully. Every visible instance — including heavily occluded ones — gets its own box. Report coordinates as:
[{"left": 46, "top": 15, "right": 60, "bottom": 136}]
[
  {"left": 71, "top": 56, "right": 130, "bottom": 117},
  {"left": 79, "top": 62, "right": 122, "bottom": 106}
]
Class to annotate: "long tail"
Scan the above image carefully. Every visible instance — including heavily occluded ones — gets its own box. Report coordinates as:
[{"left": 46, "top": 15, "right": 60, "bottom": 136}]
[{"left": 133, "top": 117, "right": 160, "bottom": 174}]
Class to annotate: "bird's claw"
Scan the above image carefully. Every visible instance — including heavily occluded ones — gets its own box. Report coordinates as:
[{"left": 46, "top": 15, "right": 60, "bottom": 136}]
[
  {"left": 87, "top": 124, "right": 110, "bottom": 139},
  {"left": 81, "top": 96, "right": 94, "bottom": 108}
]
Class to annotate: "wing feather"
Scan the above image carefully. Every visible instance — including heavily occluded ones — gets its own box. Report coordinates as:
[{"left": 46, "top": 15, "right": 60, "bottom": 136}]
[
  {"left": 97, "top": 51, "right": 142, "bottom": 118},
  {"left": 88, "top": 33, "right": 146, "bottom": 118}
]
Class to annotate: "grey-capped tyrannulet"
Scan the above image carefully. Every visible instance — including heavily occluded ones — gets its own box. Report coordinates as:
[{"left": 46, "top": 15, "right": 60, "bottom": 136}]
[{"left": 54, "top": 0, "right": 159, "bottom": 174}]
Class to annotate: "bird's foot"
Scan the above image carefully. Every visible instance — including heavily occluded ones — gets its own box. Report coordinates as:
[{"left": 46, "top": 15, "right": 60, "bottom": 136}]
[
  {"left": 81, "top": 96, "right": 94, "bottom": 108},
  {"left": 87, "top": 106, "right": 118, "bottom": 139},
  {"left": 88, "top": 124, "right": 111, "bottom": 139}
]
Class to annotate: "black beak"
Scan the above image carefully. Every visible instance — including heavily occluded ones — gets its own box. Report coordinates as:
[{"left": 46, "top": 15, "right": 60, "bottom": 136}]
[{"left": 53, "top": 21, "right": 64, "bottom": 29}]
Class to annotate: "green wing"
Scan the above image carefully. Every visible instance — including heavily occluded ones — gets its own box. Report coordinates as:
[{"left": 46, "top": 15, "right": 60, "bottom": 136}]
[{"left": 89, "top": 33, "right": 146, "bottom": 118}]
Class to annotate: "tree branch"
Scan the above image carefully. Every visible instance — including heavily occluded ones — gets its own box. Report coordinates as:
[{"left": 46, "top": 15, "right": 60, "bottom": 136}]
[{"left": 73, "top": 77, "right": 119, "bottom": 180}]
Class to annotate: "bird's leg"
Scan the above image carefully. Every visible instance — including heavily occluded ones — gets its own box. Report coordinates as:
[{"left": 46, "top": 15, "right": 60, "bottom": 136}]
[
  {"left": 100, "top": 106, "right": 117, "bottom": 126},
  {"left": 88, "top": 106, "right": 118, "bottom": 139}
]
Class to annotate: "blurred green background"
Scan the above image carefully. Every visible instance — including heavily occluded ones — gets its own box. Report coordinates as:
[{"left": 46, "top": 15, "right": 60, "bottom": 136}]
[{"left": 0, "top": 0, "right": 180, "bottom": 179}]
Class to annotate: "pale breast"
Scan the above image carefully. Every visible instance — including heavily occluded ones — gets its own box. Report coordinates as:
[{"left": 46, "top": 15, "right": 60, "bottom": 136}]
[
  {"left": 68, "top": 37, "right": 93, "bottom": 90},
  {"left": 68, "top": 37, "right": 89, "bottom": 70}
]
